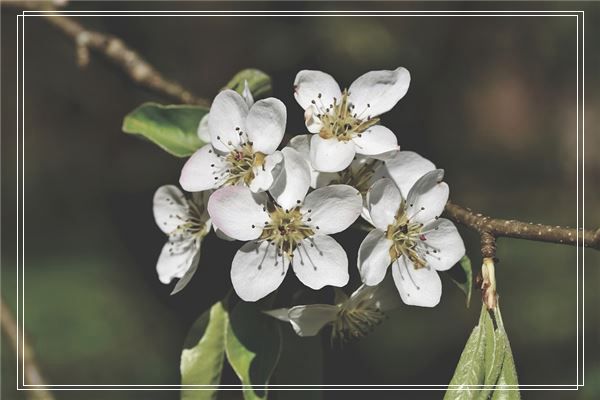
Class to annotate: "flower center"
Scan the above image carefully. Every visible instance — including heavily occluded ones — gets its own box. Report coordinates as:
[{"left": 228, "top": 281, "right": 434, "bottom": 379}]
[
  {"left": 260, "top": 206, "right": 314, "bottom": 259},
  {"left": 221, "top": 141, "right": 266, "bottom": 186},
  {"left": 332, "top": 298, "right": 387, "bottom": 342},
  {"left": 172, "top": 201, "right": 208, "bottom": 239},
  {"left": 314, "top": 89, "right": 380, "bottom": 141},
  {"left": 385, "top": 205, "right": 429, "bottom": 269},
  {"left": 335, "top": 159, "right": 382, "bottom": 195}
]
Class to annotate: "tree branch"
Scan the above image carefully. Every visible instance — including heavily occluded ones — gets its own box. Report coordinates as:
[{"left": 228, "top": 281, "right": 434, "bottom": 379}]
[
  {"left": 6, "top": 1, "right": 210, "bottom": 107},
  {"left": 445, "top": 201, "right": 600, "bottom": 250},
  {"left": 1, "top": 296, "right": 55, "bottom": 400},
  {"left": 7, "top": 2, "right": 599, "bottom": 254}
]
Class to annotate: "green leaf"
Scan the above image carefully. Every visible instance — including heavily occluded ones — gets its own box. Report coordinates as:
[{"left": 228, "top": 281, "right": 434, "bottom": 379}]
[
  {"left": 444, "top": 306, "right": 487, "bottom": 400},
  {"left": 491, "top": 307, "right": 521, "bottom": 400},
  {"left": 180, "top": 302, "right": 229, "bottom": 400},
  {"left": 225, "top": 301, "right": 282, "bottom": 400},
  {"left": 478, "top": 310, "right": 506, "bottom": 400},
  {"left": 448, "top": 255, "right": 473, "bottom": 308},
  {"left": 445, "top": 304, "right": 521, "bottom": 400},
  {"left": 225, "top": 69, "right": 272, "bottom": 99},
  {"left": 122, "top": 102, "right": 208, "bottom": 157}
]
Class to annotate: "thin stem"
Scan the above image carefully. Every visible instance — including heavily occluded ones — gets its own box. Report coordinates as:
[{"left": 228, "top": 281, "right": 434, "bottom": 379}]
[
  {"left": 1, "top": 296, "right": 55, "bottom": 400},
  {"left": 6, "top": 2, "right": 599, "bottom": 254},
  {"left": 5, "top": 1, "right": 210, "bottom": 107},
  {"left": 445, "top": 201, "right": 600, "bottom": 250}
]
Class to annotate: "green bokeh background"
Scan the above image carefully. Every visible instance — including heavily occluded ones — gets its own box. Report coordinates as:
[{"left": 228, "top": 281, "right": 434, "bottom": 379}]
[{"left": 1, "top": 1, "right": 599, "bottom": 399}]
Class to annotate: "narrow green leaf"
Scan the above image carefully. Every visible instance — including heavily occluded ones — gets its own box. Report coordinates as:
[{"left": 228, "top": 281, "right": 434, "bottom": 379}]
[
  {"left": 491, "top": 307, "right": 520, "bottom": 400},
  {"left": 225, "top": 301, "right": 282, "bottom": 400},
  {"left": 122, "top": 102, "right": 208, "bottom": 157},
  {"left": 444, "top": 306, "right": 487, "bottom": 400},
  {"left": 448, "top": 255, "right": 473, "bottom": 308},
  {"left": 181, "top": 302, "right": 229, "bottom": 400},
  {"left": 478, "top": 310, "right": 506, "bottom": 400},
  {"left": 225, "top": 69, "right": 272, "bottom": 99}
]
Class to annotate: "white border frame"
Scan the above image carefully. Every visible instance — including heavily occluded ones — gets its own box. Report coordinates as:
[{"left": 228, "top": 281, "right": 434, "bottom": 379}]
[{"left": 13, "top": 8, "right": 585, "bottom": 392}]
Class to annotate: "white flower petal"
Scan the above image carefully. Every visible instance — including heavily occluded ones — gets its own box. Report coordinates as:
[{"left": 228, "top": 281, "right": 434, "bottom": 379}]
[
  {"left": 292, "top": 235, "right": 349, "bottom": 290},
  {"left": 242, "top": 80, "right": 254, "bottom": 107},
  {"left": 246, "top": 98, "right": 287, "bottom": 155},
  {"left": 207, "top": 186, "right": 268, "bottom": 241},
  {"left": 231, "top": 241, "right": 290, "bottom": 302},
  {"left": 286, "top": 305, "right": 339, "bottom": 336},
  {"left": 179, "top": 145, "right": 224, "bottom": 192},
  {"left": 208, "top": 90, "right": 248, "bottom": 153},
  {"left": 367, "top": 178, "right": 402, "bottom": 231},
  {"left": 264, "top": 308, "right": 292, "bottom": 322},
  {"left": 310, "top": 135, "right": 356, "bottom": 173},
  {"left": 269, "top": 147, "right": 311, "bottom": 210},
  {"left": 197, "top": 113, "right": 211, "bottom": 143},
  {"left": 249, "top": 151, "right": 283, "bottom": 193},
  {"left": 421, "top": 218, "right": 465, "bottom": 271},
  {"left": 170, "top": 242, "right": 203, "bottom": 295},
  {"left": 294, "top": 70, "right": 342, "bottom": 111},
  {"left": 301, "top": 185, "right": 362, "bottom": 235},
  {"left": 384, "top": 151, "right": 436, "bottom": 196},
  {"left": 391, "top": 256, "right": 442, "bottom": 307},
  {"left": 352, "top": 125, "right": 399, "bottom": 156},
  {"left": 405, "top": 169, "right": 449, "bottom": 224},
  {"left": 153, "top": 185, "right": 190, "bottom": 235},
  {"left": 304, "top": 106, "right": 324, "bottom": 134},
  {"left": 288, "top": 134, "right": 311, "bottom": 155},
  {"left": 348, "top": 67, "right": 410, "bottom": 117},
  {"left": 288, "top": 134, "right": 332, "bottom": 188},
  {"left": 214, "top": 226, "right": 235, "bottom": 241},
  {"left": 156, "top": 237, "right": 199, "bottom": 284},
  {"left": 358, "top": 229, "right": 393, "bottom": 286}
]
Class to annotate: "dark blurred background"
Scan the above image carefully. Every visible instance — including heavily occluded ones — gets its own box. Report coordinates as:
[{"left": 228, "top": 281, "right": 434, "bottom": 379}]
[{"left": 1, "top": 1, "right": 599, "bottom": 400}]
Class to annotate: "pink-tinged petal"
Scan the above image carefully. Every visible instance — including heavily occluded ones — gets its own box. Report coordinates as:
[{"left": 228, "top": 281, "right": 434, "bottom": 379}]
[
  {"left": 179, "top": 145, "right": 224, "bottom": 192},
  {"left": 207, "top": 186, "right": 268, "bottom": 241}
]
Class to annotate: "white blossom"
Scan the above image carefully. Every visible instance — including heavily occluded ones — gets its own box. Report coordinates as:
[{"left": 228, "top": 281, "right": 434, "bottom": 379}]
[
  {"left": 293, "top": 68, "right": 410, "bottom": 172},
  {"left": 358, "top": 171, "right": 465, "bottom": 307},
  {"left": 153, "top": 185, "right": 211, "bottom": 294},
  {"left": 180, "top": 89, "right": 286, "bottom": 193},
  {"left": 289, "top": 134, "right": 435, "bottom": 223},
  {"left": 207, "top": 175, "right": 363, "bottom": 302},
  {"left": 265, "top": 276, "right": 401, "bottom": 341}
]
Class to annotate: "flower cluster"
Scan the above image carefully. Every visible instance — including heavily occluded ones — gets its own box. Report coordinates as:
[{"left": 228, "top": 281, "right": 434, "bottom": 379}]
[{"left": 152, "top": 68, "right": 465, "bottom": 338}]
